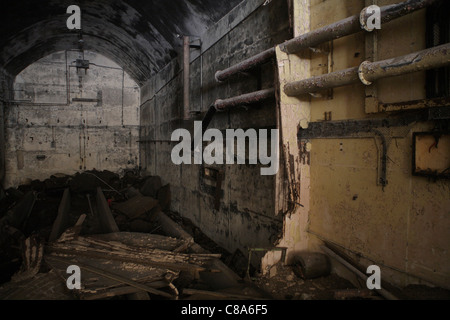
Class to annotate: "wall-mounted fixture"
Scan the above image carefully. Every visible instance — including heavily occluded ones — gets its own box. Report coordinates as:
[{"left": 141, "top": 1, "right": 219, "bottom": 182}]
[
  {"left": 200, "top": 166, "right": 224, "bottom": 210},
  {"left": 183, "top": 35, "right": 202, "bottom": 120},
  {"left": 413, "top": 132, "right": 450, "bottom": 179},
  {"left": 75, "top": 59, "right": 89, "bottom": 74}
]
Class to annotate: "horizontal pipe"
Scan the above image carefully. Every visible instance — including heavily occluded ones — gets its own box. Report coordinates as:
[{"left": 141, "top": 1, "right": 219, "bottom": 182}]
[
  {"left": 284, "top": 43, "right": 450, "bottom": 96},
  {"left": 215, "top": 47, "right": 276, "bottom": 82},
  {"left": 72, "top": 98, "right": 99, "bottom": 103},
  {"left": 214, "top": 0, "right": 437, "bottom": 83},
  {"left": 284, "top": 66, "right": 360, "bottom": 96},
  {"left": 360, "top": 43, "right": 450, "bottom": 83},
  {"left": 214, "top": 88, "right": 276, "bottom": 111},
  {"left": 321, "top": 246, "right": 398, "bottom": 300},
  {"left": 280, "top": 0, "right": 439, "bottom": 54}
]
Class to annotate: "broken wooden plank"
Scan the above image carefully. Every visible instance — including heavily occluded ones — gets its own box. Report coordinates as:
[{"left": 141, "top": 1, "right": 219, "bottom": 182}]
[
  {"left": 155, "top": 211, "right": 243, "bottom": 290},
  {"left": 10, "top": 235, "right": 44, "bottom": 283},
  {"left": 45, "top": 255, "right": 175, "bottom": 299},
  {"left": 46, "top": 247, "right": 215, "bottom": 274},
  {"left": 173, "top": 238, "right": 194, "bottom": 253},
  {"left": 96, "top": 187, "right": 120, "bottom": 233},
  {"left": 48, "top": 238, "right": 220, "bottom": 264},
  {"left": 155, "top": 211, "right": 206, "bottom": 254},
  {"left": 49, "top": 188, "right": 71, "bottom": 242},
  {"left": 45, "top": 253, "right": 173, "bottom": 294},
  {"left": 56, "top": 214, "right": 86, "bottom": 243},
  {"left": 91, "top": 232, "right": 186, "bottom": 251}
]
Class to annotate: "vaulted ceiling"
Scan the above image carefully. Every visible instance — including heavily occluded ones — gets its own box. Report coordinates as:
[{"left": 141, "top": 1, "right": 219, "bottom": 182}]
[{"left": 0, "top": 0, "right": 243, "bottom": 85}]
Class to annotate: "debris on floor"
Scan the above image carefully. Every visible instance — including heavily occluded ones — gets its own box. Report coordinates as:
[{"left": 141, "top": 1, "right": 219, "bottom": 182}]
[
  {"left": 1, "top": 170, "right": 448, "bottom": 300},
  {"left": 251, "top": 261, "right": 357, "bottom": 300},
  {"left": 0, "top": 170, "right": 269, "bottom": 300}
]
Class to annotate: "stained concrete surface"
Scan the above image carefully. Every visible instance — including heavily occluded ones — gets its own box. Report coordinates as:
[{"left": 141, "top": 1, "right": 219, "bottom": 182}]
[
  {"left": 0, "top": 0, "right": 244, "bottom": 85},
  {"left": 4, "top": 51, "right": 140, "bottom": 188}
]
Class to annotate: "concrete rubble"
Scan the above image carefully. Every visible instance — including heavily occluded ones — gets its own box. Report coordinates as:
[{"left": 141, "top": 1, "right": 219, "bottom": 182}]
[{"left": 0, "top": 170, "right": 270, "bottom": 300}]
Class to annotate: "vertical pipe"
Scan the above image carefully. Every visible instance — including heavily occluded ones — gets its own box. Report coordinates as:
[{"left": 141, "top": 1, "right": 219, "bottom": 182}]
[
  {"left": 65, "top": 50, "right": 70, "bottom": 105},
  {"left": 183, "top": 36, "right": 190, "bottom": 120},
  {"left": 121, "top": 69, "right": 125, "bottom": 126}
]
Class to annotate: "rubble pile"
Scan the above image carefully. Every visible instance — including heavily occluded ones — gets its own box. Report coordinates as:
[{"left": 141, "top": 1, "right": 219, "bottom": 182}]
[{"left": 0, "top": 170, "right": 265, "bottom": 300}]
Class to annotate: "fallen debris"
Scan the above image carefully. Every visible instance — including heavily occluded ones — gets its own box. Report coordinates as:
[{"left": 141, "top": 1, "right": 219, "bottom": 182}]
[
  {"left": 10, "top": 235, "right": 44, "bottom": 283},
  {"left": 291, "top": 252, "right": 331, "bottom": 280},
  {"left": 112, "top": 195, "right": 159, "bottom": 220},
  {"left": 140, "top": 176, "right": 162, "bottom": 198},
  {"left": 45, "top": 255, "right": 176, "bottom": 300}
]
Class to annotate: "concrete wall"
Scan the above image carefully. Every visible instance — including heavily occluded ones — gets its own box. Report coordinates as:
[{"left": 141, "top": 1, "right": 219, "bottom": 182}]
[
  {"left": 4, "top": 51, "right": 140, "bottom": 188},
  {"left": 140, "top": 0, "right": 291, "bottom": 262},
  {"left": 0, "top": 67, "right": 13, "bottom": 184},
  {"left": 272, "top": 0, "right": 450, "bottom": 290}
]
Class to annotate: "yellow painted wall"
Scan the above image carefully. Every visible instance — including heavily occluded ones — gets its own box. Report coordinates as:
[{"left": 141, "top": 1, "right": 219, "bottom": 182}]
[{"left": 273, "top": 0, "right": 450, "bottom": 289}]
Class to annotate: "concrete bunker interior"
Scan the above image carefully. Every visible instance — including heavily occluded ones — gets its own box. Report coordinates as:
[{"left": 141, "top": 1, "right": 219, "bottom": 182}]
[{"left": 0, "top": 0, "right": 449, "bottom": 301}]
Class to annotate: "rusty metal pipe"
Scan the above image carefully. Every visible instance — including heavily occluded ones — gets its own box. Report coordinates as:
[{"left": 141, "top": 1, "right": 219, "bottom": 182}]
[
  {"left": 215, "top": 47, "right": 276, "bottom": 82},
  {"left": 214, "top": 0, "right": 437, "bottom": 83},
  {"left": 284, "top": 67, "right": 360, "bottom": 96},
  {"left": 214, "top": 88, "right": 276, "bottom": 111},
  {"left": 284, "top": 43, "right": 450, "bottom": 96},
  {"left": 183, "top": 36, "right": 191, "bottom": 120},
  {"left": 360, "top": 42, "right": 450, "bottom": 84},
  {"left": 280, "top": 0, "right": 439, "bottom": 54}
]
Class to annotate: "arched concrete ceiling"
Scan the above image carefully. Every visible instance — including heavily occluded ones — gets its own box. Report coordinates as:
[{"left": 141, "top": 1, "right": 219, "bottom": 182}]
[{"left": 0, "top": 0, "right": 243, "bottom": 85}]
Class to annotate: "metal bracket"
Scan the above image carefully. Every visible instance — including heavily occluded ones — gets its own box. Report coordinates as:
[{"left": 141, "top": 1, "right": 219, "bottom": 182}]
[{"left": 296, "top": 110, "right": 447, "bottom": 189}]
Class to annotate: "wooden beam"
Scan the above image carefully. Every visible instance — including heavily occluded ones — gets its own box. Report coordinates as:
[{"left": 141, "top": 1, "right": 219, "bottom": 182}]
[
  {"left": 49, "top": 188, "right": 71, "bottom": 242},
  {"left": 45, "top": 255, "right": 175, "bottom": 299},
  {"left": 96, "top": 187, "right": 119, "bottom": 233}
]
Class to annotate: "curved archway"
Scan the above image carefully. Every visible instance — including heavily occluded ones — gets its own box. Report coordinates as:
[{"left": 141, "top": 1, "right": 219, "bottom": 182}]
[{"left": 0, "top": 0, "right": 242, "bottom": 84}]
